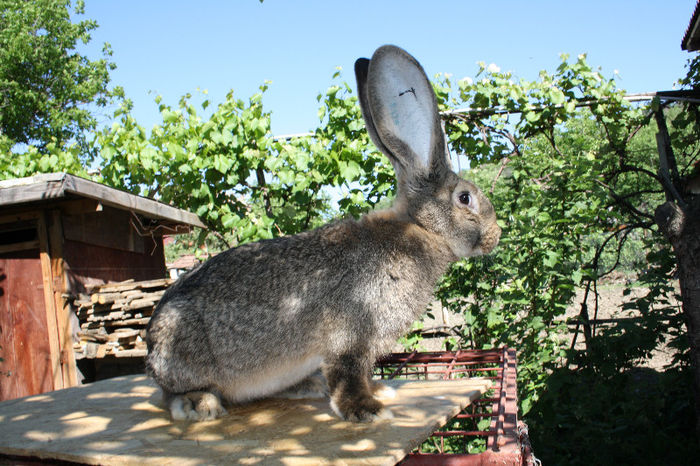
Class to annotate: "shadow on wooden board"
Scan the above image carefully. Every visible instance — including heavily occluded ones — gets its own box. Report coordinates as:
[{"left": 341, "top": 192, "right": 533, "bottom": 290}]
[{"left": 0, "top": 375, "right": 490, "bottom": 465}]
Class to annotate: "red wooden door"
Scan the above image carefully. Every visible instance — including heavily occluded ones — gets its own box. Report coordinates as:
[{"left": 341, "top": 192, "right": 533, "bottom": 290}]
[{"left": 0, "top": 249, "right": 54, "bottom": 401}]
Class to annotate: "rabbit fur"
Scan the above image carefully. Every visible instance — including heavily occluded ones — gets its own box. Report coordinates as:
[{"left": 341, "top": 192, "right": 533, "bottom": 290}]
[{"left": 145, "top": 44, "right": 501, "bottom": 423}]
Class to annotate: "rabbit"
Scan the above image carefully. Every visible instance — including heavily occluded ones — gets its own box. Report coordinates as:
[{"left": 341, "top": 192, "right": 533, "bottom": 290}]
[{"left": 145, "top": 44, "right": 501, "bottom": 423}]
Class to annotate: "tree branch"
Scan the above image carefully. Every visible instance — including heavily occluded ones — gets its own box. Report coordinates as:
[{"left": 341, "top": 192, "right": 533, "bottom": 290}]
[
  {"left": 491, "top": 155, "right": 511, "bottom": 194},
  {"left": 594, "top": 178, "right": 655, "bottom": 221},
  {"left": 254, "top": 166, "right": 274, "bottom": 218},
  {"left": 654, "top": 108, "right": 681, "bottom": 185},
  {"left": 208, "top": 229, "right": 231, "bottom": 249},
  {"left": 654, "top": 108, "right": 687, "bottom": 207}
]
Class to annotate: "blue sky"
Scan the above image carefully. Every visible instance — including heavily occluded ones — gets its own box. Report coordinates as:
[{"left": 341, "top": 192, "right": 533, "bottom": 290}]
[{"left": 83, "top": 1, "right": 698, "bottom": 137}]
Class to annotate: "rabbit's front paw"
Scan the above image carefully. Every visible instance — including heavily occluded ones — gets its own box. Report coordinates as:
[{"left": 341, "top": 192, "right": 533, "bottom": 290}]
[
  {"left": 169, "top": 391, "right": 227, "bottom": 421},
  {"left": 330, "top": 395, "right": 393, "bottom": 423}
]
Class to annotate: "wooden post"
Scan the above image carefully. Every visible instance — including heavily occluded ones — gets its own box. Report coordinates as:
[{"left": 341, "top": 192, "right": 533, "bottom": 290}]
[
  {"left": 37, "top": 211, "right": 63, "bottom": 390},
  {"left": 37, "top": 210, "right": 78, "bottom": 389},
  {"left": 47, "top": 209, "right": 78, "bottom": 387},
  {"left": 655, "top": 108, "right": 685, "bottom": 206}
]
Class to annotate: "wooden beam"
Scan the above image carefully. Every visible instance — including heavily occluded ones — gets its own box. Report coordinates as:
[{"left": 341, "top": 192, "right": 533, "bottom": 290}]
[
  {"left": 47, "top": 209, "right": 78, "bottom": 387},
  {"left": 37, "top": 212, "right": 63, "bottom": 390},
  {"left": 59, "top": 199, "right": 104, "bottom": 216},
  {"left": 0, "top": 240, "right": 40, "bottom": 255},
  {"left": 0, "top": 173, "right": 66, "bottom": 205},
  {"left": 0, "top": 211, "right": 40, "bottom": 226}
]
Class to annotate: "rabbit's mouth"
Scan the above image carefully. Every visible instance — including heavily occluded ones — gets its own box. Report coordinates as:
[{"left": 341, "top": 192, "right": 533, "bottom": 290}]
[
  {"left": 463, "top": 224, "right": 501, "bottom": 257},
  {"left": 480, "top": 224, "right": 502, "bottom": 255},
  {"left": 449, "top": 237, "right": 484, "bottom": 258},
  {"left": 447, "top": 223, "right": 500, "bottom": 258}
]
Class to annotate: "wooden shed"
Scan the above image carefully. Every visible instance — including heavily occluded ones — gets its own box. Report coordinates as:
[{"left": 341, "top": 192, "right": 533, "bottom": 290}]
[{"left": 0, "top": 173, "right": 205, "bottom": 402}]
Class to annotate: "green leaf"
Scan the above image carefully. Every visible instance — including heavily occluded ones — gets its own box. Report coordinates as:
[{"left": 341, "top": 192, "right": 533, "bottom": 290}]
[
  {"left": 542, "top": 251, "right": 560, "bottom": 267},
  {"left": 338, "top": 160, "right": 361, "bottom": 182},
  {"left": 524, "top": 111, "right": 540, "bottom": 123},
  {"left": 549, "top": 88, "right": 566, "bottom": 105},
  {"left": 221, "top": 213, "right": 238, "bottom": 229},
  {"left": 162, "top": 109, "right": 179, "bottom": 123}
]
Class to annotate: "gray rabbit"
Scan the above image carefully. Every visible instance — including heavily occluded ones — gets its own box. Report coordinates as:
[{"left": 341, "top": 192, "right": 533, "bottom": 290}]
[{"left": 146, "top": 45, "right": 501, "bottom": 423}]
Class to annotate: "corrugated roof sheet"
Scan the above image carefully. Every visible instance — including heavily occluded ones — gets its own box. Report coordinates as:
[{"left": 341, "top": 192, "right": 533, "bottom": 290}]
[{"left": 682, "top": 0, "right": 700, "bottom": 51}]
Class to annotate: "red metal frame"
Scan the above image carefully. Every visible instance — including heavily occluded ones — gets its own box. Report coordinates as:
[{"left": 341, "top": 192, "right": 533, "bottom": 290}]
[{"left": 375, "top": 348, "right": 535, "bottom": 465}]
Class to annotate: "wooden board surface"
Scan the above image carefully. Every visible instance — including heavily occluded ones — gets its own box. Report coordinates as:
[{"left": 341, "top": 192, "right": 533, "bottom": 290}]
[
  {"left": 0, "top": 375, "right": 491, "bottom": 465},
  {"left": 0, "top": 248, "right": 55, "bottom": 401}
]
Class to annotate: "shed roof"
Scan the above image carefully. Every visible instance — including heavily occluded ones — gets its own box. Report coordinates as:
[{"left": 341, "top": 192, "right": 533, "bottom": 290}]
[
  {"left": 682, "top": 0, "right": 700, "bottom": 51},
  {"left": 0, "top": 172, "right": 206, "bottom": 229}
]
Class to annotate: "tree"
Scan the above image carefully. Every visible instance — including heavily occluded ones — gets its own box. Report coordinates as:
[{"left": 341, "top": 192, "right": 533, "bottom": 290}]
[
  {"left": 429, "top": 55, "right": 700, "bottom": 459},
  {"left": 0, "top": 0, "right": 119, "bottom": 153},
  {"left": 654, "top": 57, "right": 700, "bottom": 442}
]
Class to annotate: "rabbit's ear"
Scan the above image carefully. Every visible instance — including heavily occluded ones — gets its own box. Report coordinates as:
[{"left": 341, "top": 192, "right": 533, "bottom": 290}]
[{"left": 355, "top": 45, "right": 451, "bottom": 187}]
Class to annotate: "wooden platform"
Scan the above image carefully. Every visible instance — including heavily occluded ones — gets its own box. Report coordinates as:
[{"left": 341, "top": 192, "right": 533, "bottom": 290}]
[{"left": 0, "top": 375, "right": 491, "bottom": 465}]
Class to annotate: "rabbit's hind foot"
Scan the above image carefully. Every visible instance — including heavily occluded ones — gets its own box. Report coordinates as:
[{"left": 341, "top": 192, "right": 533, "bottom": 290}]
[{"left": 168, "top": 391, "right": 227, "bottom": 421}]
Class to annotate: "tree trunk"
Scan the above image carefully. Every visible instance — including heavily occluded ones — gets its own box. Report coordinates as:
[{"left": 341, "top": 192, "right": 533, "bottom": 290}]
[{"left": 655, "top": 199, "right": 700, "bottom": 443}]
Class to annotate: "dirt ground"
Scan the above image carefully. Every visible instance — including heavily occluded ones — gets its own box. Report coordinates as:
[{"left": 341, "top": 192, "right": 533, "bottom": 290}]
[
  {"left": 405, "top": 275, "right": 682, "bottom": 370},
  {"left": 565, "top": 277, "right": 681, "bottom": 370}
]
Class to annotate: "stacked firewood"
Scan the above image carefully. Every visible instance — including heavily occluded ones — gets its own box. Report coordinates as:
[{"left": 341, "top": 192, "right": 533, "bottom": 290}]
[{"left": 72, "top": 278, "right": 173, "bottom": 359}]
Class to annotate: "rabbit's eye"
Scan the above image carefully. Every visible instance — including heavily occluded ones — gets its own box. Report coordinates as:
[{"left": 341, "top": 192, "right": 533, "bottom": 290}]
[{"left": 458, "top": 192, "right": 471, "bottom": 206}]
